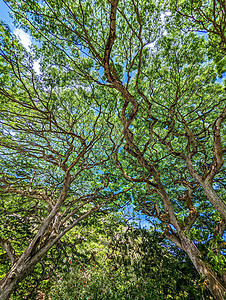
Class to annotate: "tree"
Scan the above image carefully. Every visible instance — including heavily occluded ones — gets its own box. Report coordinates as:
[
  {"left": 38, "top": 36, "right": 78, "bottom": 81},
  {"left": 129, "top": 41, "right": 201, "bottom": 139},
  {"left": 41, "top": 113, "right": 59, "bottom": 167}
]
[
  {"left": 0, "top": 0, "right": 225, "bottom": 299},
  {"left": 168, "top": 0, "right": 226, "bottom": 49},
  {"left": 0, "top": 21, "right": 131, "bottom": 299},
  {"left": 168, "top": 0, "right": 226, "bottom": 75}
]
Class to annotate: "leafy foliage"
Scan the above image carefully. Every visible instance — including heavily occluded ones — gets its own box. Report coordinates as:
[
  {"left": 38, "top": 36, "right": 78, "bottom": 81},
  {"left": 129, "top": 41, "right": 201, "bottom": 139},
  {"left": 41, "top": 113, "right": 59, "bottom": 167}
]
[
  {"left": 0, "top": 0, "right": 225, "bottom": 299},
  {"left": 49, "top": 225, "right": 212, "bottom": 300}
]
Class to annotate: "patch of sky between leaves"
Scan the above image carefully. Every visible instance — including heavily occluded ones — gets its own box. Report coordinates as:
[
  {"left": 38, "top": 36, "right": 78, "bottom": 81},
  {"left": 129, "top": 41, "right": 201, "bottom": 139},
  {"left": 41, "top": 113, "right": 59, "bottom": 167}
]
[
  {"left": 0, "top": 0, "right": 13, "bottom": 26},
  {"left": 120, "top": 203, "right": 160, "bottom": 230},
  {"left": 0, "top": 1, "right": 41, "bottom": 74},
  {"left": 146, "top": 11, "right": 172, "bottom": 49},
  {"left": 14, "top": 28, "right": 41, "bottom": 75},
  {"left": 2, "top": 3, "right": 172, "bottom": 76}
]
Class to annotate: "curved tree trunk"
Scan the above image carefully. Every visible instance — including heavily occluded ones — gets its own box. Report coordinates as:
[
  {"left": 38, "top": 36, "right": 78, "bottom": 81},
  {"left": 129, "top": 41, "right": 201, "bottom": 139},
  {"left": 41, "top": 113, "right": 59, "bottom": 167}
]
[
  {"left": 178, "top": 233, "right": 226, "bottom": 300},
  {"left": 202, "top": 181, "right": 226, "bottom": 222}
]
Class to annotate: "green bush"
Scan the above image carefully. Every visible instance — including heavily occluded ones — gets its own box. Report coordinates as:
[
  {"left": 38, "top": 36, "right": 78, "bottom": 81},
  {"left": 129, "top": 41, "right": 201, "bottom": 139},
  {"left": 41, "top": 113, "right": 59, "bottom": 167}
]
[
  {"left": 50, "top": 262, "right": 167, "bottom": 300},
  {"left": 49, "top": 228, "right": 212, "bottom": 300}
]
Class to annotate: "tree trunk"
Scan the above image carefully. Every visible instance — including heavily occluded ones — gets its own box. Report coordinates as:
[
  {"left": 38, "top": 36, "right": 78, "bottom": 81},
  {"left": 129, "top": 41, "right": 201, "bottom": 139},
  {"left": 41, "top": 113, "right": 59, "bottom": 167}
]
[
  {"left": 0, "top": 231, "right": 56, "bottom": 299},
  {"left": 179, "top": 233, "right": 226, "bottom": 300},
  {"left": 202, "top": 181, "right": 226, "bottom": 222},
  {"left": 0, "top": 237, "right": 54, "bottom": 300},
  {"left": 0, "top": 259, "right": 34, "bottom": 300},
  {"left": 0, "top": 205, "right": 100, "bottom": 299}
]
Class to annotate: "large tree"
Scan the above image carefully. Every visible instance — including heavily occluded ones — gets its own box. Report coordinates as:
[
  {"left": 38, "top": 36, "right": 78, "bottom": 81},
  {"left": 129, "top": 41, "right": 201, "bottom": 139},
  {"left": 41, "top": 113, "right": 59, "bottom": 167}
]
[
  {"left": 0, "top": 20, "right": 131, "bottom": 299},
  {"left": 0, "top": 0, "right": 225, "bottom": 299}
]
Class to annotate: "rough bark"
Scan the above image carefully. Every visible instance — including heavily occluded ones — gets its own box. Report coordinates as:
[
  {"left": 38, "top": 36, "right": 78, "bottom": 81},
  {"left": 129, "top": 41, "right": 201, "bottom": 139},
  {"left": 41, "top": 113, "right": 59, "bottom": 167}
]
[
  {"left": 186, "top": 155, "right": 226, "bottom": 221},
  {"left": 0, "top": 260, "right": 35, "bottom": 300},
  {"left": 202, "top": 181, "right": 226, "bottom": 222},
  {"left": 0, "top": 235, "right": 57, "bottom": 300},
  {"left": 0, "top": 207, "right": 96, "bottom": 300},
  {"left": 167, "top": 232, "right": 226, "bottom": 300},
  {"left": 0, "top": 178, "right": 125, "bottom": 300},
  {"left": 100, "top": 3, "right": 226, "bottom": 298},
  {"left": 185, "top": 107, "right": 226, "bottom": 221}
]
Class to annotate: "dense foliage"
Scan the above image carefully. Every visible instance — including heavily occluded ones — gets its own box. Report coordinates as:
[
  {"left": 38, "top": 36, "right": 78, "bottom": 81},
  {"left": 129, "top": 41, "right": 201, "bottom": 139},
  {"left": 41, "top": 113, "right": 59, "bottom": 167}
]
[
  {"left": 0, "top": 0, "right": 225, "bottom": 299},
  {"left": 7, "top": 215, "right": 213, "bottom": 299},
  {"left": 49, "top": 228, "right": 210, "bottom": 300}
]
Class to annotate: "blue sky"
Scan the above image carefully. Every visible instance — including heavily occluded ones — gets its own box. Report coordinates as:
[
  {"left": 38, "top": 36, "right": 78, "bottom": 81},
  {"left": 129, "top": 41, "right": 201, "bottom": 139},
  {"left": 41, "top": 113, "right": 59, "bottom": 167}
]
[
  {"left": 0, "top": 0, "right": 13, "bottom": 26},
  {"left": 0, "top": 0, "right": 41, "bottom": 73},
  {"left": 0, "top": 1, "right": 30, "bottom": 45}
]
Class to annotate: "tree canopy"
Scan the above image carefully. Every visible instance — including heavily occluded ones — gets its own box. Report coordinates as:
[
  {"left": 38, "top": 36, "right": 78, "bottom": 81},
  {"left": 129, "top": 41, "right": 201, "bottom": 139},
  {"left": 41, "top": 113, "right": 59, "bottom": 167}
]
[{"left": 0, "top": 0, "right": 225, "bottom": 299}]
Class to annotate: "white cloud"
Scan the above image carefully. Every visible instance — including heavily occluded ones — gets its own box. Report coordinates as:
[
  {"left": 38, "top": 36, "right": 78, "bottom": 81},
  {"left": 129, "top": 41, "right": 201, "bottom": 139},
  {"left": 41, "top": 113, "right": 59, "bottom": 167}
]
[
  {"left": 165, "top": 11, "right": 172, "bottom": 16},
  {"left": 147, "top": 11, "right": 170, "bottom": 48},
  {"left": 147, "top": 41, "right": 156, "bottom": 48},
  {"left": 160, "top": 13, "right": 165, "bottom": 23},
  {"left": 14, "top": 28, "right": 32, "bottom": 51},
  {"left": 163, "top": 30, "right": 168, "bottom": 36},
  {"left": 14, "top": 28, "right": 41, "bottom": 75},
  {"left": 33, "top": 59, "right": 41, "bottom": 75},
  {"left": 160, "top": 12, "right": 170, "bottom": 36}
]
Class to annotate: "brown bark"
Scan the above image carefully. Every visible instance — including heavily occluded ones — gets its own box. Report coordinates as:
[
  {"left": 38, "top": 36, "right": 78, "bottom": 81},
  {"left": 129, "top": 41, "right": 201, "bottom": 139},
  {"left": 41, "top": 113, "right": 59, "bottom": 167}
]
[
  {"left": 0, "top": 206, "right": 98, "bottom": 300},
  {"left": 0, "top": 260, "right": 35, "bottom": 300},
  {"left": 186, "top": 156, "right": 226, "bottom": 222},
  {"left": 0, "top": 174, "right": 72, "bottom": 299},
  {"left": 0, "top": 175, "right": 129, "bottom": 300},
  {"left": 184, "top": 107, "right": 226, "bottom": 221},
  {"left": 202, "top": 181, "right": 226, "bottom": 222},
  {"left": 177, "top": 233, "right": 226, "bottom": 300}
]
